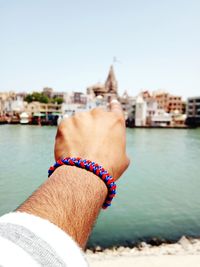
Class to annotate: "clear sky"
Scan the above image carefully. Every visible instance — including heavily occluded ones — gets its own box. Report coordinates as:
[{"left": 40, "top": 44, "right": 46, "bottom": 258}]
[{"left": 0, "top": 0, "right": 200, "bottom": 99}]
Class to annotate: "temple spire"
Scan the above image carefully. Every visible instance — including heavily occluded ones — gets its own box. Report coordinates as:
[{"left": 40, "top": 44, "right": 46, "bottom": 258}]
[{"left": 104, "top": 65, "right": 118, "bottom": 93}]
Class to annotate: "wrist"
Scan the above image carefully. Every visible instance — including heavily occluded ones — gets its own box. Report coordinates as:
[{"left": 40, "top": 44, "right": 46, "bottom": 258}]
[
  {"left": 49, "top": 157, "right": 116, "bottom": 208},
  {"left": 51, "top": 165, "right": 108, "bottom": 202},
  {"left": 18, "top": 164, "right": 108, "bottom": 248}
]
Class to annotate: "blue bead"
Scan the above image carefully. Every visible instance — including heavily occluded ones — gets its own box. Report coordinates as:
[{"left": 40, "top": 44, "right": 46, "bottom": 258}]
[
  {"left": 54, "top": 162, "right": 60, "bottom": 168},
  {"left": 103, "top": 203, "right": 111, "bottom": 207},
  {"left": 108, "top": 183, "right": 115, "bottom": 188},
  {"left": 105, "top": 176, "right": 110, "bottom": 182}
]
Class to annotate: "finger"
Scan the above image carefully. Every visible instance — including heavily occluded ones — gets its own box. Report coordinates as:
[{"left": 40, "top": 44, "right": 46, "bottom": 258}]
[
  {"left": 91, "top": 107, "right": 106, "bottom": 115},
  {"left": 110, "top": 99, "right": 124, "bottom": 118}
]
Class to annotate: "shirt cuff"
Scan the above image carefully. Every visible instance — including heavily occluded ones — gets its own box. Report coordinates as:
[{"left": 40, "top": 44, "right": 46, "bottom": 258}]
[{"left": 0, "top": 212, "right": 88, "bottom": 267}]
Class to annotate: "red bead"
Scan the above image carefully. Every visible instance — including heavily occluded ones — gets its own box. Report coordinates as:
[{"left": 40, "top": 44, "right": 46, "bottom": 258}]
[
  {"left": 80, "top": 162, "right": 85, "bottom": 168},
  {"left": 96, "top": 169, "right": 100, "bottom": 175},
  {"left": 89, "top": 165, "right": 93, "bottom": 171},
  {"left": 48, "top": 157, "right": 116, "bottom": 210},
  {"left": 107, "top": 178, "right": 114, "bottom": 185},
  {"left": 102, "top": 174, "right": 107, "bottom": 180},
  {"left": 69, "top": 159, "right": 75, "bottom": 165},
  {"left": 110, "top": 185, "right": 116, "bottom": 190},
  {"left": 57, "top": 159, "right": 64, "bottom": 165}
]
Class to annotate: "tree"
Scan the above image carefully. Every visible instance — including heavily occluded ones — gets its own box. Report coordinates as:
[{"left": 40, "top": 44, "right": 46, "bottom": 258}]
[
  {"left": 24, "top": 92, "right": 50, "bottom": 103},
  {"left": 51, "top": 97, "right": 64, "bottom": 104}
]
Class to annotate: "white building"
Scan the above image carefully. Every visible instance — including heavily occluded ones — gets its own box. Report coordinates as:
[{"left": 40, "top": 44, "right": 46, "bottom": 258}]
[
  {"left": 151, "top": 109, "right": 172, "bottom": 127},
  {"left": 135, "top": 96, "right": 147, "bottom": 126},
  {"left": 146, "top": 99, "right": 158, "bottom": 126},
  {"left": 4, "top": 95, "right": 25, "bottom": 114}
]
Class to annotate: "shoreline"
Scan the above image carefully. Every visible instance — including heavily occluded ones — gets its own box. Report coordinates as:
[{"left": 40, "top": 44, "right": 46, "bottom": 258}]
[
  {"left": 87, "top": 234, "right": 200, "bottom": 251},
  {"left": 86, "top": 236, "right": 200, "bottom": 267},
  {"left": 86, "top": 235, "right": 200, "bottom": 254},
  {"left": 0, "top": 122, "right": 198, "bottom": 129}
]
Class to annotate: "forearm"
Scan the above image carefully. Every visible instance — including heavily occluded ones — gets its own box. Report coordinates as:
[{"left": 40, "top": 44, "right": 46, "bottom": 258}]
[{"left": 17, "top": 165, "right": 107, "bottom": 248}]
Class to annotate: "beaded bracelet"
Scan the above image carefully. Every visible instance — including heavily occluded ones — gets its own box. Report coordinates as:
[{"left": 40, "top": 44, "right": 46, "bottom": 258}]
[{"left": 48, "top": 157, "right": 117, "bottom": 209}]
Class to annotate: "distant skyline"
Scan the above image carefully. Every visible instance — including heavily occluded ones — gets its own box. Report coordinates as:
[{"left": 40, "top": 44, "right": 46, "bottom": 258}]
[{"left": 1, "top": 0, "right": 200, "bottom": 100}]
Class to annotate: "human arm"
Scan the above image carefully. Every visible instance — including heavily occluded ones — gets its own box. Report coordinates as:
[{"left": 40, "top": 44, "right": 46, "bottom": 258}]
[{"left": 17, "top": 101, "right": 129, "bottom": 249}]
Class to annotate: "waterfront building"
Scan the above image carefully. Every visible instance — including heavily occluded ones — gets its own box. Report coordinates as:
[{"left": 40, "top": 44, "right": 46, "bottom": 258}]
[
  {"left": 119, "top": 91, "right": 136, "bottom": 126},
  {"left": 135, "top": 96, "right": 147, "bottom": 126},
  {"left": 42, "top": 87, "right": 67, "bottom": 102},
  {"left": 87, "top": 65, "right": 118, "bottom": 103},
  {"left": 72, "top": 92, "right": 87, "bottom": 105},
  {"left": 167, "top": 95, "right": 185, "bottom": 114},
  {"left": 140, "top": 91, "right": 158, "bottom": 126},
  {"left": 151, "top": 110, "right": 172, "bottom": 127},
  {"left": 186, "top": 96, "right": 200, "bottom": 127},
  {"left": 146, "top": 99, "right": 158, "bottom": 126},
  {"left": 61, "top": 103, "right": 85, "bottom": 117},
  {"left": 61, "top": 91, "right": 104, "bottom": 117},
  {"left": 153, "top": 91, "right": 169, "bottom": 112},
  {"left": 153, "top": 90, "right": 184, "bottom": 114},
  {"left": 24, "top": 101, "right": 62, "bottom": 125},
  {"left": 25, "top": 101, "right": 62, "bottom": 116},
  {"left": 0, "top": 92, "right": 15, "bottom": 115},
  {"left": 119, "top": 91, "right": 131, "bottom": 120},
  {"left": 43, "top": 87, "right": 53, "bottom": 98},
  {"left": 0, "top": 98, "right": 3, "bottom": 116},
  {"left": 61, "top": 91, "right": 93, "bottom": 117},
  {"left": 0, "top": 92, "right": 25, "bottom": 115},
  {"left": 171, "top": 113, "right": 187, "bottom": 127}
]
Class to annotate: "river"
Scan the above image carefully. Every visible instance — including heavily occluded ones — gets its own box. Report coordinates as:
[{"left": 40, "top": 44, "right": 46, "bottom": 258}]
[{"left": 0, "top": 125, "right": 200, "bottom": 247}]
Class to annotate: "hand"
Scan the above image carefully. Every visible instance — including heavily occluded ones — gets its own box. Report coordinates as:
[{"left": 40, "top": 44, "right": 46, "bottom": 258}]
[{"left": 54, "top": 100, "right": 130, "bottom": 180}]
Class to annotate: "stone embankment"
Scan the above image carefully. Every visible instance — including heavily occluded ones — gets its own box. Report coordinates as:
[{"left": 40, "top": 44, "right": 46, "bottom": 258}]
[{"left": 86, "top": 236, "right": 200, "bottom": 258}]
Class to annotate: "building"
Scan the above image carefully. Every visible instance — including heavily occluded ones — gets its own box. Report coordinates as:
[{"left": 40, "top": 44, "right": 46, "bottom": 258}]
[
  {"left": 153, "top": 91, "right": 169, "bottom": 112},
  {"left": 119, "top": 91, "right": 132, "bottom": 120},
  {"left": 42, "top": 87, "right": 66, "bottom": 102},
  {"left": 171, "top": 113, "right": 187, "bottom": 127},
  {"left": 25, "top": 102, "right": 62, "bottom": 116},
  {"left": 153, "top": 91, "right": 184, "bottom": 114},
  {"left": 167, "top": 95, "right": 184, "bottom": 114},
  {"left": 43, "top": 87, "right": 53, "bottom": 98},
  {"left": 146, "top": 99, "right": 158, "bottom": 126},
  {"left": 0, "top": 92, "right": 25, "bottom": 115},
  {"left": 140, "top": 91, "right": 158, "bottom": 126},
  {"left": 186, "top": 97, "right": 200, "bottom": 127},
  {"left": 151, "top": 110, "right": 172, "bottom": 127},
  {"left": 87, "top": 65, "right": 118, "bottom": 103},
  {"left": 135, "top": 96, "right": 147, "bottom": 126}
]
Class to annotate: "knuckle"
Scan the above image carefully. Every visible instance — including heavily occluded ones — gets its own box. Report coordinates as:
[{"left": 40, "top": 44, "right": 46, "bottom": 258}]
[
  {"left": 91, "top": 107, "right": 105, "bottom": 116},
  {"left": 115, "top": 113, "right": 125, "bottom": 124}
]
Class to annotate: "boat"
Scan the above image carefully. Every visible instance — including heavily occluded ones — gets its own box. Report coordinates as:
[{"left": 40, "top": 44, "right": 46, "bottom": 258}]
[{"left": 20, "top": 112, "right": 29, "bottom": 124}]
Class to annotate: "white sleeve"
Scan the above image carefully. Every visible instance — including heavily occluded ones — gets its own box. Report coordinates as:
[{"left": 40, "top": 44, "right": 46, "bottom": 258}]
[{"left": 0, "top": 212, "right": 88, "bottom": 267}]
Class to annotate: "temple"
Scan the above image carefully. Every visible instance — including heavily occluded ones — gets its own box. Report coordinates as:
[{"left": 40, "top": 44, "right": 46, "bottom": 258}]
[{"left": 87, "top": 65, "right": 118, "bottom": 102}]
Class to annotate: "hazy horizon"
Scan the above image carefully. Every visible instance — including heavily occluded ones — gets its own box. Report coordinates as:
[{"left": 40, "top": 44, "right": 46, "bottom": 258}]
[{"left": 1, "top": 0, "right": 200, "bottom": 99}]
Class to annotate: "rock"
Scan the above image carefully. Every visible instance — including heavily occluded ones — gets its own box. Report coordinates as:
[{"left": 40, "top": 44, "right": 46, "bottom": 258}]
[
  {"left": 104, "top": 249, "right": 112, "bottom": 255},
  {"left": 148, "top": 237, "right": 166, "bottom": 246},
  {"left": 189, "top": 238, "right": 200, "bottom": 245},
  {"left": 95, "top": 246, "right": 102, "bottom": 252},
  {"left": 117, "top": 246, "right": 125, "bottom": 253},
  {"left": 140, "top": 242, "right": 149, "bottom": 248},
  {"left": 130, "top": 248, "right": 137, "bottom": 254},
  {"left": 178, "top": 236, "right": 191, "bottom": 249},
  {"left": 122, "top": 247, "right": 131, "bottom": 253},
  {"left": 86, "top": 249, "right": 93, "bottom": 255}
]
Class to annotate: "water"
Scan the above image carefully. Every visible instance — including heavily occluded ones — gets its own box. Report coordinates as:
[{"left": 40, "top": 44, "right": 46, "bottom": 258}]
[{"left": 0, "top": 125, "right": 200, "bottom": 247}]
